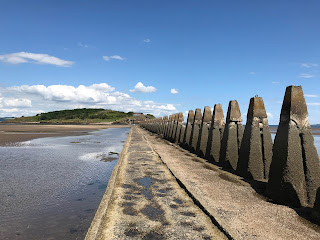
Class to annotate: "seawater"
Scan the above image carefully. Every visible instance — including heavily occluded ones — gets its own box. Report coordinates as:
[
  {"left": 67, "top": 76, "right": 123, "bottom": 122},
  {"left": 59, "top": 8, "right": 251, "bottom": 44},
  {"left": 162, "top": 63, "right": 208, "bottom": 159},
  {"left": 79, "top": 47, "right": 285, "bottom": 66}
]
[{"left": 0, "top": 127, "right": 130, "bottom": 240}]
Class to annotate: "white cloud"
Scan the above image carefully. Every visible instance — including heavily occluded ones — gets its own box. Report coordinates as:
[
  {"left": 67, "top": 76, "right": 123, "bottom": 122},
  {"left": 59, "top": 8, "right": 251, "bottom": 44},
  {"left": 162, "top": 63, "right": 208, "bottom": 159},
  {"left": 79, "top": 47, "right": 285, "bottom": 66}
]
[
  {"left": 299, "top": 73, "right": 315, "bottom": 78},
  {"left": 267, "top": 112, "right": 273, "bottom": 118},
  {"left": 102, "top": 55, "right": 125, "bottom": 61},
  {"left": 78, "top": 42, "right": 89, "bottom": 48},
  {"left": 143, "top": 38, "right": 151, "bottom": 43},
  {"left": 0, "top": 83, "right": 176, "bottom": 117},
  {"left": 0, "top": 52, "right": 74, "bottom": 67},
  {"left": 272, "top": 81, "right": 280, "bottom": 84},
  {"left": 249, "top": 72, "right": 255, "bottom": 75},
  {"left": 307, "top": 103, "right": 320, "bottom": 106},
  {"left": 301, "top": 63, "right": 318, "bottom": 68},
  {"left": 130, "top": 82, "right": 156, "bottom": 93},
  {"left": 170, "top": 88, "right": 179, "bottom": 94},
  {"left": 305, "top": 94, "right": 320, "bottom": 98}
]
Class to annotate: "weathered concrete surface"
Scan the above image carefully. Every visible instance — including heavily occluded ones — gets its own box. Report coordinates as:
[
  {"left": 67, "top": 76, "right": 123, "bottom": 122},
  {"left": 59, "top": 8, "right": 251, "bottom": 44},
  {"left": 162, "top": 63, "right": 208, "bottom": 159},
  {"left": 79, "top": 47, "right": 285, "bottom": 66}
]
[
  {"left": 174, "top": 113, "right": 184, "bottom": 144},
  {"left": 196, "top": 106, "right": 212, "bottom": 157},
  {"left": 182, "top": 110, "right": 194, "bottom": 149},
  {"left": 267, "top": 86, "right": 320, "bottom": 207},
  {"left": 219, "top": 100, "right": 244, "bottom": 170},
  {"left": 237, "top": 97, "right": 273, "bottom": 180},
  {"left": 86, "top": 126, "right": 226, "bottom": 240},
  {"left": 189, "top": 108, "right": 202, "bottom": 153},
  {"left": 206, "top": 104, "right": 225, "bottom": 163},
  {"left": 140, "top": 127, "right": 320, "bottom": 240}
]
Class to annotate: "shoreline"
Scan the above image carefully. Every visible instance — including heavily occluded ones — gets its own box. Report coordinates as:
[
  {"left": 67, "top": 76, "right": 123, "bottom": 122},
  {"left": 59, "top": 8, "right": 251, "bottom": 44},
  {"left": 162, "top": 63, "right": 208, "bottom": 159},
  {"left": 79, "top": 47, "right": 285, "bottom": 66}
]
[{"left": 0, "top": 123, "right": 130, "bottom": 146}]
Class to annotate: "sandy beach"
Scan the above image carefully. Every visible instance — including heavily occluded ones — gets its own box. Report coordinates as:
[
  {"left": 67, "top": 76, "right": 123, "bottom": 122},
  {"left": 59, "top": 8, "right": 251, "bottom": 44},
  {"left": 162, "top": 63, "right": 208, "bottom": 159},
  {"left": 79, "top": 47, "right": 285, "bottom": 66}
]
[{"left": 0, "top": 124, "right": 130, "bottom": 146}]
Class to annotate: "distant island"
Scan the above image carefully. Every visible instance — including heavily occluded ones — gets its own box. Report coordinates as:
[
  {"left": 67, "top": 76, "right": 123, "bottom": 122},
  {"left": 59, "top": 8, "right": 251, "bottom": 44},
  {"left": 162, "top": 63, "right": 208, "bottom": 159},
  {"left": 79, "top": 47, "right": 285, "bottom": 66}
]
[{"left": 3, "top": 108, "right": 155, "bottom": 124}]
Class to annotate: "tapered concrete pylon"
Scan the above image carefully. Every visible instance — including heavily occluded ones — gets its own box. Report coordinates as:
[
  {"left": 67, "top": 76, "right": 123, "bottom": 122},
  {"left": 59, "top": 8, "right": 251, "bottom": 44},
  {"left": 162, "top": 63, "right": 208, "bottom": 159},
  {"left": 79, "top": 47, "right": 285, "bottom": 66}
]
[
  {"left": 237, "top": 97, "right": 273, "bottom": 180},
  {"left": 219, "top": 100, "right": 244, "bottom": 170},
  {"left": 205, "top": 104, "right": 225, "bottom": 163},
  {"left": 165, "top": 115, "right": 173, "bottom": 139},
  {"left": 171, "top": 113, "right": 180, "bottom": 142},
  {"left": 190, "top": 108, "right": 202, "bottom": 152},
  {"left": 196, "top": 106, "right": 212, "bottom": 157},
  {"left": 161, "top": 116, "right": 168, "bottom": 136},
  {"left": 182, "top": 110, "right": 195, "bottom": 149},
  {"left": 267, "top": 86, "right": 320, "bottom": 207},
  {"left": 174, "top": 112, "right": 184, "bottom": 144}
]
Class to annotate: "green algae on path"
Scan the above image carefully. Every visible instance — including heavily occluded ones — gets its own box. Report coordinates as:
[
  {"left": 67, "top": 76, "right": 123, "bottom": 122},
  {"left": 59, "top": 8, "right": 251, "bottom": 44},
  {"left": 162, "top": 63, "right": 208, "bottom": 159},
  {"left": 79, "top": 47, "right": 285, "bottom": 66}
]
[{"left": 85, "top": 126, "right": 226, "bottom": 240}]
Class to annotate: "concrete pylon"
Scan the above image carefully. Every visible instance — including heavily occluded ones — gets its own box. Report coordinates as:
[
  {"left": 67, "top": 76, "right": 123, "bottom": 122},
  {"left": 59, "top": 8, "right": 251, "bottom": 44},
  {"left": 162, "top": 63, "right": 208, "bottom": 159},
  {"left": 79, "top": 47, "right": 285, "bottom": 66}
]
[
  {"left": 196, "top": 106, "right": 212, "bottom": 157},
  {"left": 267, "top": 86, "right": 320, "bottom": 207},
  {"left": 174, "top": 112, "right": 184, "bottom": 144},
  {"left": 171, "top": 113, "right": 180, "bottom": 142},
  {"left": 237, "top": 97, "right": 273, "bottom": 180},
  {"left": 205, "top": 104, "right": 225, "bottom": 163},
  {"left": 219, "top": 100, "right": 244, "bottom": 170},
  {"left": 182, "top": 110, "right": 195, "bottom": 149},
  {"left": 162, "top": 116, "right": 168, "bottom": 136},
  {"left": 189, "top": 108, "right": 202, "bottom": 152},
  {"left": 165, "top": 115, "right": 173, "bottom": 139}
]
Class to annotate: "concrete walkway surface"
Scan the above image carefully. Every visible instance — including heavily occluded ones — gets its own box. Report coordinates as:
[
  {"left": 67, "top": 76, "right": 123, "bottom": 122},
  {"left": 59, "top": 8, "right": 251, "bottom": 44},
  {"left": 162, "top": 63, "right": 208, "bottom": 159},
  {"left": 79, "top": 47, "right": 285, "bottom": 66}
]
[
  {"left": 86, "top": 126, "right": 226, "bottom": 240},
  {"left": 139, "top": 127, "right": 320, "bottom": 240}
]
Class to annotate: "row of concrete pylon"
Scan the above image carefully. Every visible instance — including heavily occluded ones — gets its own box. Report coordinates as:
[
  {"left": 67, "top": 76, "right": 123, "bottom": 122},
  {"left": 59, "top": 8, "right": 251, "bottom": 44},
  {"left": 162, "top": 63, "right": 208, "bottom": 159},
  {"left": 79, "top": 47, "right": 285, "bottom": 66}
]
[{"left": 140, "top": 85, "right": 320, "bottom": 211}]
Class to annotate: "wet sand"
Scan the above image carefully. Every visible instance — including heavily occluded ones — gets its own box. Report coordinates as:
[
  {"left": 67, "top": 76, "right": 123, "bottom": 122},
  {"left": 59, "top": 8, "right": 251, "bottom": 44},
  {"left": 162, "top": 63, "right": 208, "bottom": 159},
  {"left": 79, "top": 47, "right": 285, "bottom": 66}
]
[{"left": 0, "top": 124, "right": 130, "bottom": 146}]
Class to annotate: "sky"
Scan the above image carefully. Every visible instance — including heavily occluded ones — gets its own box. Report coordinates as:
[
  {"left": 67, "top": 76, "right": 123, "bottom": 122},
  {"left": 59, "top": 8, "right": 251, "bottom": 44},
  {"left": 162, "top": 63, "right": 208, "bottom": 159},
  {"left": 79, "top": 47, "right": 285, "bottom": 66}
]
[{"left": 0, "top": 0, "right": 320, "bottom": 124}]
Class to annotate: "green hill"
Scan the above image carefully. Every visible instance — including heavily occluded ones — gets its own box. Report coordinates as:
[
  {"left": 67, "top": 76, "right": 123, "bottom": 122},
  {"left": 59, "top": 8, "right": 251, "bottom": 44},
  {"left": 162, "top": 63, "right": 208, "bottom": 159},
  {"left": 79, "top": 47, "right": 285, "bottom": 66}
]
[{"left": 6, "top": 108, "right": 155, "bottom": 124}]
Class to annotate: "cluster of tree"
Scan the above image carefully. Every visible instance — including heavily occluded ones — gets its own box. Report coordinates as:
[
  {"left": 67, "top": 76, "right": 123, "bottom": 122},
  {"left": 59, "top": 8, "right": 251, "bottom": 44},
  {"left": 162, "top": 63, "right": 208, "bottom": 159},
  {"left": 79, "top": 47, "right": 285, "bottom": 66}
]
[
  {"left": 37, "top": 108, "right": 133, "bottom": 121},
  {"left": 6, "top": 108, "right": 155, "bottom": 123}
]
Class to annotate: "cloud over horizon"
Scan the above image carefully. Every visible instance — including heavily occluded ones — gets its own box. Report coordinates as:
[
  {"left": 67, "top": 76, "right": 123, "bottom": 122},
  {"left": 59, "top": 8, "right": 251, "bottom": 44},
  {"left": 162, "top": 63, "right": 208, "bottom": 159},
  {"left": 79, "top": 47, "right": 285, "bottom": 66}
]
[
  {"left": 0, "top": 52, "right": 74, "bottom": 67},
  {"left": 0, "top": 83, "right": 175, "bottom": 117}
]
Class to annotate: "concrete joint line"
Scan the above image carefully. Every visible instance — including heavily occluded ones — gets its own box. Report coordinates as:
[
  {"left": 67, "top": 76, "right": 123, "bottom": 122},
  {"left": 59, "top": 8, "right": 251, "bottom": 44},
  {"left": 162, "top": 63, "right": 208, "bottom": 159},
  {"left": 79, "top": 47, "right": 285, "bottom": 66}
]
[{"left": 139, "top": 127, "right": 234, "bottom": 240}]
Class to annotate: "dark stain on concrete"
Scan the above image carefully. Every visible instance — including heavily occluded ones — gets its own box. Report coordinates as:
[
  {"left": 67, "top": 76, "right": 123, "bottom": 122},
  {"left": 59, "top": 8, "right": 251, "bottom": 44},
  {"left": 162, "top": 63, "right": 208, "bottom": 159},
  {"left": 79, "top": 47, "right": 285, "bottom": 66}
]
[
  {"left": 141, "top": 204, "right": 165, "bottom": 222},
  {"left": 124, "top": 228, "right": 140, "bottom": 237},
  {"left": 123, "top": 206, "right": 138, "bottom": 216},
  {"left": 142, "top": 189, "right": 153, "bottom": 200},
  {"left": 174, "top": 199, "right": 183, "bottom": 204},
  {"left": 142, "top": 231, "right": 164, "bottom": 240},
  {"left": 181, "top": 211, "right": 196, "bottom": 217}
]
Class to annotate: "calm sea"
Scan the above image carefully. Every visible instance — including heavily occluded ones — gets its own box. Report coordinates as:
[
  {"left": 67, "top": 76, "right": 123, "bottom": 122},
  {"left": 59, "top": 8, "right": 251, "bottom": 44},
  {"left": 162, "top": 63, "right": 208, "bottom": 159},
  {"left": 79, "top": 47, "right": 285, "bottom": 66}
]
[{"left": 0, "top": 127, "right": 130, "bottom": 240}]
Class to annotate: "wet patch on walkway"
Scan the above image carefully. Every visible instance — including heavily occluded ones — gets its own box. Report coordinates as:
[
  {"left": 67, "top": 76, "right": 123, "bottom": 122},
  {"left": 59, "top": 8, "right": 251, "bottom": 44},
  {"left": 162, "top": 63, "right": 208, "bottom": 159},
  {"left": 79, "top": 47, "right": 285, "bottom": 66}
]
[{"left": 90, "top": 126, "right": 226, "bottom": 239}]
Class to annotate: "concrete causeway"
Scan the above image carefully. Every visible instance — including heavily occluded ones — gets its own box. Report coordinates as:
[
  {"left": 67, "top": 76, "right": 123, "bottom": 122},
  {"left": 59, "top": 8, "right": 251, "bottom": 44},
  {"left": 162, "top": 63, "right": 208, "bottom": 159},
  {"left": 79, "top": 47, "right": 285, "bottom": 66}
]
[
  {"left": 86, "top": 125, "right": 320, "bottom": 239},
  {"left": 86, "top": 126, "right": 226, "bottom": 240}
]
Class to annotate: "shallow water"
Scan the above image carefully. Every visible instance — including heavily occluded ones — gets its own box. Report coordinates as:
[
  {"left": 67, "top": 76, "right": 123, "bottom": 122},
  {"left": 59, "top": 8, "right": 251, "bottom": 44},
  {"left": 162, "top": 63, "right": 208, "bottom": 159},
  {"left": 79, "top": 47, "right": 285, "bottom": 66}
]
[{"left": 0, "top": 127, "right": 130, "bottom": 240}]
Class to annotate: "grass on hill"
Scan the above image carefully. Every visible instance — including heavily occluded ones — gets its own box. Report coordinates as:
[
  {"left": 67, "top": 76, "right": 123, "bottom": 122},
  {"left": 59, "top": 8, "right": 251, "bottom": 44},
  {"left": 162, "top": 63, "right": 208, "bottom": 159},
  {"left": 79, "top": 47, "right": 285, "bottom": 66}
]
[{"left": 7, "top": 108, "right": 155, "bottom": 123}]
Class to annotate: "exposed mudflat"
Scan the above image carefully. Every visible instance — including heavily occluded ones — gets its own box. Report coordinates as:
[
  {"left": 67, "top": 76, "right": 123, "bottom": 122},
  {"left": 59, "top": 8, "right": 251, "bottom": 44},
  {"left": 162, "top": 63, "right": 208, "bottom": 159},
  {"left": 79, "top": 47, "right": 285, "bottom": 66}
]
[{"left": 0, "top": 124, "right": 129, "bottom": 146}]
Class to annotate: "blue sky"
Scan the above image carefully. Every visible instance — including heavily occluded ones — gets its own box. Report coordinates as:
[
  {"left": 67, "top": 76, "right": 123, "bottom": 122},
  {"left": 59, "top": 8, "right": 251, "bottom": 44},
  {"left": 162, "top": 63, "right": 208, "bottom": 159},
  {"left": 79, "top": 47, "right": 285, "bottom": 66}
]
[{"left": 0, "top": 0, "right": 320, "bottom": 124}]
